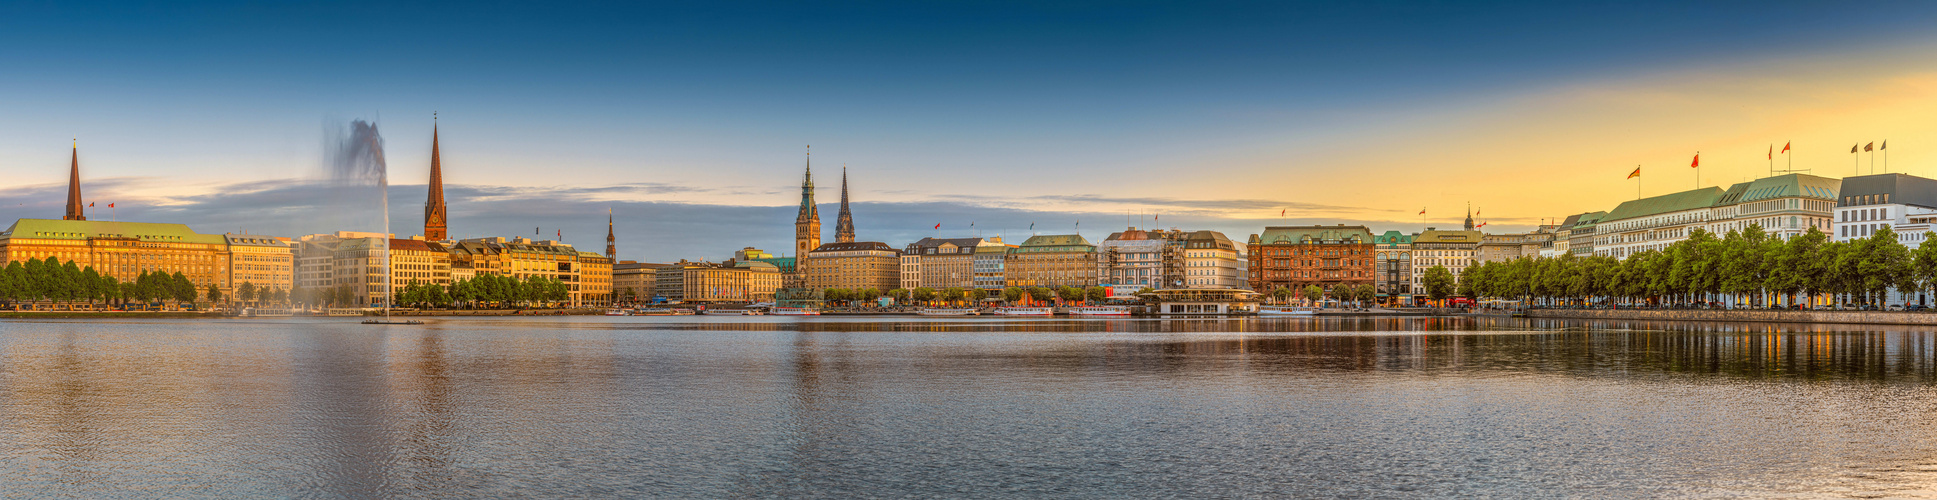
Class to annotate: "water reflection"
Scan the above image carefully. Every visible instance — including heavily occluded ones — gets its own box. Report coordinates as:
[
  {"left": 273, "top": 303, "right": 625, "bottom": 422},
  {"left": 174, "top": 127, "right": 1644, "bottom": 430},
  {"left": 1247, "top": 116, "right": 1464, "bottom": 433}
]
[{"left": 0, "top": 317, "right": 1936, "bottom": 497}]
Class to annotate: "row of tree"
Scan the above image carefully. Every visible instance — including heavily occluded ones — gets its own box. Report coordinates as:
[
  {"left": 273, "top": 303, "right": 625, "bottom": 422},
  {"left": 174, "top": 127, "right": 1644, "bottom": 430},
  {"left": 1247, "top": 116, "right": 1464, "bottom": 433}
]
[
  {"left": 1445, "top": 224, "right": 1936, "bottom": 307},
  {"left": 394, "top": 274, "right": 572, "bottom": 308},
  {"left": 0, "top": 256, "right": 202, "bottom": 305},
  {"left": 1266, "top": 283, "right": 1379, "bottom": 306}
]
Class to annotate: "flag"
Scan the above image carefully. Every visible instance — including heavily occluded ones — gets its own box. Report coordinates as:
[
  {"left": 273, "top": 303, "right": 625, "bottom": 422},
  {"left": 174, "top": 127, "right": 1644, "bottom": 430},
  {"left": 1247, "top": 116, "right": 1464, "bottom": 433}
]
[
  {"left": 1866, "top": 142, "right": 1875, "bottom": 152},
  {"left": 557, "top": 229, "right": 562, "bottom": 239},
  {"left": 1029, "top": 222, "right": 1035, "bottom": 230},
  {"left": 1882, "top": 140, "right": 1888, "bottom": 150},
  {"left": 1628, "top": 167, "right": 1641, "bottom": 179},
  {"left": 1476, "top": 222, "right": 1487, "bottom": 228},
  {"left": 934, "top": 223, "right": 941, "bottom": 229},
  {"left": 1782, "top": 141, "right": 1790, "bottom": 153},
  {"left": 1418, "top": 208, "right": 1426, "bottom": 215},
  {"left": 88, "top": 202, "right": 93, "bottom": 207},
  {"left": 1280, "top": 209, "right": 1286, "bottom": 217},
  {"left": 1768, "top": 145, "right": 1772, "bottom": 160},
  {"left": 1475, "top": 208, "right": 1481, "bottom": 217},
  {"left": 1853, "top": 144, "right": 1859, "bottom": 153},
  {"left": 1691, "top": 153, "right": 1699, "bottom": 168},
  {"left": 107, "top": 203, "right": 113, "bottom": 208}
]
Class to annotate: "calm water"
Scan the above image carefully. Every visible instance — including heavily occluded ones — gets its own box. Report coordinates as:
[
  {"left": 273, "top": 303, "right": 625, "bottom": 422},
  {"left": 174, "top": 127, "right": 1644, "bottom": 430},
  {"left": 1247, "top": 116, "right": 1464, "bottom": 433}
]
[{"left": 4, "top": 316, "right": 1937, "bottom": 498}]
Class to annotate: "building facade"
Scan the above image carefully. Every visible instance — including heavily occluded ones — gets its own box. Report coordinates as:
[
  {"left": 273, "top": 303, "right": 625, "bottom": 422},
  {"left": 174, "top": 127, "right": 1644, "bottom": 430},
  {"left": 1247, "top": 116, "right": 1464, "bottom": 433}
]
[
  {"left": 1004, "top": 234, "right": 1098, "bottom": 288},
  {"left": 226, "top": 234, "right": 294, "bottom": 297},
  {"left": 0, "top": 219, "right": 234, "bottom": 299},
  {"left": 1246, "top": 225, "right": 1375, "bottom": 295},
  {"left": 1409, "top": 228, "right": 1482, "bottom": 300},
  {"left": 1097, "top": 228, "right": 1168, "bottom": 292},
  {"left": 804, "top": 241, "right": 901, "bottom": 292},
  {"left": 1373, "top": 230, "right": 1412, "bottom": 306}
]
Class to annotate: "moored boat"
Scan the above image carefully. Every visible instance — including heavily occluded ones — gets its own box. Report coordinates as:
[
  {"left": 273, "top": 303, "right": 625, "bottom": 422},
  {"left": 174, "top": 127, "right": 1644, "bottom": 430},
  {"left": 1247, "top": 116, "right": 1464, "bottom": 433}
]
[
  {"left": 917, "top": 308, "right": 978, "bottom": 316},
  {"left": 1067, "top": 306, "right": 1132, "bottom": 316},
  {"left": 770, "top": 307, "right": 821, "bottom": 316},
  {"left": 604, "top": 308, "right": 632, "bottom": 316},
  {"left": 992, "top": 307, "right": 1054, "bottom": 316}
]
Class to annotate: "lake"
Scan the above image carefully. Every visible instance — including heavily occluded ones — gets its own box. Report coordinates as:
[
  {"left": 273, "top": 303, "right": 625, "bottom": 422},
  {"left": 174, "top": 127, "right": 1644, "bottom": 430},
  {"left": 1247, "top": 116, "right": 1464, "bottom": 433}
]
[{"left": 2, "top": 316, "right": 1936, "bottom": 498}]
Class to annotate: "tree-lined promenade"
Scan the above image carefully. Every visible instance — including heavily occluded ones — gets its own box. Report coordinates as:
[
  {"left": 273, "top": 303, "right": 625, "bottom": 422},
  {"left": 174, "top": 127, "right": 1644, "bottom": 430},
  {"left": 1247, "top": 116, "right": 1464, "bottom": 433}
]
[{"left": 1444, "top": 224, "right": 1934, "bottom": 308}]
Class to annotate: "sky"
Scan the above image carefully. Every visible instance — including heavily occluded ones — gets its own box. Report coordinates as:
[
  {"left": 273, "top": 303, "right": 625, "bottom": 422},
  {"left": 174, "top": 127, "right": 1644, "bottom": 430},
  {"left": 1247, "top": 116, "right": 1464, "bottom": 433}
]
[{"left": 5, "top": 1, "right": 1937, "bottom": 261}]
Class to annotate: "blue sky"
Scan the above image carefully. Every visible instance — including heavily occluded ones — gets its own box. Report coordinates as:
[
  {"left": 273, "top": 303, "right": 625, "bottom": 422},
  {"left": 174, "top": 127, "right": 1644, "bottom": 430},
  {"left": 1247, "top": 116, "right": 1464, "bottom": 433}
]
[{"left": 5, "top": 1, "right": 1937, "bottom": 260}]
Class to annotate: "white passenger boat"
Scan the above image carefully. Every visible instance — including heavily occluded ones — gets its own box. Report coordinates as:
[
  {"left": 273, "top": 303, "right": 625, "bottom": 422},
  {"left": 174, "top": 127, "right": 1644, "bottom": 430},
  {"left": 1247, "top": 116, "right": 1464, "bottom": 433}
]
[
  {"left": 992, "top": 307, "right": 1054, "bottom": 316},
  {"left": 1067, "top": 306, "right": 1132, "bottom": 316},
  {"left": 635, "top": 307, "right": 694, "bottom": 316},
  {"left": 604, "top": 308, "right": 632, "bottom": 316},
  {"left": 770, "top": 307, "right": 821, "bottom": 316},
  {"left": 1257, "top": 306, "right": 1317, "bottom": 316},
  {"left": 917, "top": 308, "right": 978, "bottom": 316}
]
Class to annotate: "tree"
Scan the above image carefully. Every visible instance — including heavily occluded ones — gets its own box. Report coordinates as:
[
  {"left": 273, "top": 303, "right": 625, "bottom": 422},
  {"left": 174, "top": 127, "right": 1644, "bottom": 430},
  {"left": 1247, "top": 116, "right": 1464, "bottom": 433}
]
[
  {"left": 912, "top": 287, "right": 936, "bottom": 303},
  {"left": 1056, "top": 286, "right": 1084, "bottom": 302},
  {"left": 1271, "top": 286, "right": 1295, "bottom": 304},
  {"left": 207, "top": 284, "right": 224, "bottom": 304},
  {"left": 943, "top": 287, "right": 966, "bottom": 305},
  {"left": 1423, "top": 265, "right": 1455, "bottom": 303},
  {"left": 1085, "top": 286, "right": 1108, "bottom": 303},
  {"left": 238, "top": 282, "right": 257, "bottom": 304},
  {"left": 1027, "top": 287, "right": 1053, "bottom": 302},
  {"left": 1302, "top": 284, "right": 1324, "bottom": 304},
  {"left": 1002, "top": 287, "right": 1024, "bottom": 303}
]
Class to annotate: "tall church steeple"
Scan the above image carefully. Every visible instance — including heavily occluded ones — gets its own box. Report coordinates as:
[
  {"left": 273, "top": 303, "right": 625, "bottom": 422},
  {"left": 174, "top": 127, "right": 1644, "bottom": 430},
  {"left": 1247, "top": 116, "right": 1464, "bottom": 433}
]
[
  {"left": 64, "top": 140, "right": 85, "bottom": 221},
  {"left": 794, "top": 146, "right": 822, "bottom": 258},
  {"left": 1463, "top": 203, "right": 1474, "bottom": 231},
  {"left": 606, "top": 208, "right": 616, "bottom": 259},
  {"left": 835, "top": 164, "right": 855, "bottom": 243},
  {"left": 424, "top": 113, "right": 448, "bottom": 240}
]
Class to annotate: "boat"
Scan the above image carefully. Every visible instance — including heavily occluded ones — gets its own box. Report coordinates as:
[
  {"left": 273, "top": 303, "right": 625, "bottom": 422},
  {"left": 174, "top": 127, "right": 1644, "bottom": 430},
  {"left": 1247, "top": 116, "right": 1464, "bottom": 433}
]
[
  {"left": 917, "top": 308, "right": 978, "bottom": 316},
  {"left": 741, "top": 309, "right": 765, "bottom": 316},
  {"left": 1067, "top": 306, "right": 1132, "bottom": 316},
  {"left": 604, "top": 308, "right": 632, "bottom": 316},
  {"left": 1257, "top": 306, "right": 1317, "bottom": 316},
  {"left": 992, "top": 307, "right": 1054, "bottom": 316},
  {"left": 635, "top": 307, "right": 689, "bottom": 316},
  {"left": 362, "top": 319, "right": 425, "bottom": 325},
  {"left": 770, "top": 307, "right": 821, "bottom": 316}
]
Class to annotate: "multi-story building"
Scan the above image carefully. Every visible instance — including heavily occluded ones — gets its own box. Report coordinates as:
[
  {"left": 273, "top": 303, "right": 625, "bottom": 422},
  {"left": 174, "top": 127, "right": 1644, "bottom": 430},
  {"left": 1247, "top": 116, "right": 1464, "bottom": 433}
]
[
  {"left": 1409, "top": 227, "right": 1482, "bottom": 300},
  {"left": 903, "top": 237, "right": 999, "bottom": 290},
  {"left": 1246, "top": 225, "right": 1375, "bottom": 296},
  {"left": 1373, "top": 231, "right": 1412, "bottom": 306},
  {"left": 1596, "top": 173, "right": 1840, "bottom": 259},
  {"left": 1477, "top": 232, "right": 1524, "bottom": 263},
  {"left": 733, "top": 260, "right": 784, "bottom": 302},
  {"left": 0, "top": 219, "right": 235, "bottom": 298},
  {"left": 1005, "top": 234, "right": 1099, "bottom": 288},
  {"left": 1564, "top": 211, "right": 1606, "bottom": 257},
  {"left": 1833, "top": 173, "right": 1937, "bottom": 245},
  {"left": 973, "top": 239, "right": 1014, "bottom": 290},
  {"left": 448, "top": 236, "right": 611, "bottom": 306},
  {"left": 389, "top": 238, "right": 452, "bottom": 289},
  {"left": 225, "top": 234, "right": 293, "bottom": 297},
  {"left": 899, "top": 253, "right": 922, "bottom": 290},
  {"left": 804, "top": 241, "right": 901, "bottom": 292},
  {"left": 613, "top": 260, "right": 671, "bottom": 303},
  {"left": 792, "top": 155, "right": 821, "bottom": 284},
  {"left": 1180, "top": 230, "right": 1247, "bottom": 289},
  {"left": 578, "top": 251, "right": 613, "bottom": 306},
  {"left": 1098, "top": 228, "right": 1168, "bottom": 293}
]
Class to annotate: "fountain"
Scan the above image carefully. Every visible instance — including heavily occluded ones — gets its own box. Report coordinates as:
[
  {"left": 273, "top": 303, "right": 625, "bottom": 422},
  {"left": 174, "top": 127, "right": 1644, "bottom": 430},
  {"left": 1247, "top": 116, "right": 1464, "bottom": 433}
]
[{"left": 327, "top": 118, "right": 420, "bottom": 325}]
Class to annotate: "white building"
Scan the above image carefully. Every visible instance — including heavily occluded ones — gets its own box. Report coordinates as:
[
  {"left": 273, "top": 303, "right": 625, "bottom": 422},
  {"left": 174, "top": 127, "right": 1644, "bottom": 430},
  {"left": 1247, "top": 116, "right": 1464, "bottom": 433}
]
[{"left": 1597, "top": 173, "right": 1840, "bottom": 259}]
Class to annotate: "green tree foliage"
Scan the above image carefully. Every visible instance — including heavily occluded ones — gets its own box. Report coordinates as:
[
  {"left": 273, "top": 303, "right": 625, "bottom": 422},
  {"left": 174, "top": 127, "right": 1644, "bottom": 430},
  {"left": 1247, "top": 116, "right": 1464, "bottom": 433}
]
[{"left": 1422, "top": 265, "right": 1455, "bottom": 302}]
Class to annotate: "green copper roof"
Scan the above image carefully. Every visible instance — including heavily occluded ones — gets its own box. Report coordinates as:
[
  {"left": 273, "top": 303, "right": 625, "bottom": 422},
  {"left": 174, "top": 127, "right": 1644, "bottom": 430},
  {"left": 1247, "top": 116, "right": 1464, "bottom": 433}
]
[
  {"left": 1735, "top": 173, "right": 1840, "bottom": 203},
  {"left": 1374, "top": 230, "right": 1412, "bottom": 244},
  {"left": 1012, "top": 234, "right": 1094, "bottom": 253},
  {"left": 1602, "top": 187, "right": 1723, "bottom": 223},
  {"left": 1, "top": 218, "right": 229, "bottom": 244},
  {"left": 1254, "top": 226, "right": 1373, "bottom": 245}
]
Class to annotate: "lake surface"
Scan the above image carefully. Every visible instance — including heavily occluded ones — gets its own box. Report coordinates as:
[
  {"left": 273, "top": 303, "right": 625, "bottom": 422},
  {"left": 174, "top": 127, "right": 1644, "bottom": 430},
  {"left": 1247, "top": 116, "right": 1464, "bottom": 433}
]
[{"left": 4, "top": 316, "right": 1937, "bottom": 498}]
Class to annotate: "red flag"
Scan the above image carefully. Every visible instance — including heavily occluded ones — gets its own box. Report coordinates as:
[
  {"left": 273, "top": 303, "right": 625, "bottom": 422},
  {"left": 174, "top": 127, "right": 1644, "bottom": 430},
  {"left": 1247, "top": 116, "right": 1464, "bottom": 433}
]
[
  {"left": 1628, "top": 167, "right": 1641, "bottom": 179},
  {"left": 1767, "top": 145, "right": 1772, "bottom": 160},
  {"left": 88, "top": 202, "right": 93, "bottom": 207},
  {"left": 1691, "top": 153, "right": 1699, "bottom": 168},
  {"left": 1853, "top": 144, "right": 1859, "bottom": 153},
  {"left": 1865, "top": 142, "right": 1875, "bottom": 152},
  {"left": 933, "top": 223, "right": 941, "bottom": 229},
  {"left": 1476, "top": 222, "right": 1487, "bottom": 228},
  {"left": 557, "top": 229, "right": 562, "bottom": 239},
  {"left": 1781, "top": 141, "right": 1790, "bottom": 153},
  {"left": 107, "top": 203, "right": 114, "bottom": 208},
  {"left": 1418, "top": 208, "right": 1426, "bottom": 215},
  {"left": 1279, "top": 209, "right": 1285, "bottom": 217}
]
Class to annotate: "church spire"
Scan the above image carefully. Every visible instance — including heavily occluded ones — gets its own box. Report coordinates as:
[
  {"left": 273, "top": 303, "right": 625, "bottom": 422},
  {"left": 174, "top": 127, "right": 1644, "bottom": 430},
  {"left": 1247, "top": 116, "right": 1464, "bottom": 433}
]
[
  {"left": 1463, "top": 203, "right": 1474, "bottom": 231},
  {"left": 424, "top": 113, "right": 448, "bottom": 240},
  {"left": 794, "top": 146, "right": 822, "bottom": 259},
  {"left": 64, "top": 139, "right": 85, "bottom": 221},
  {"left": 835, "top": 164, "right": 855, "bottom": 243},
  {"left": 606, "top": 208, "right": 616, "bottom": 259}
]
